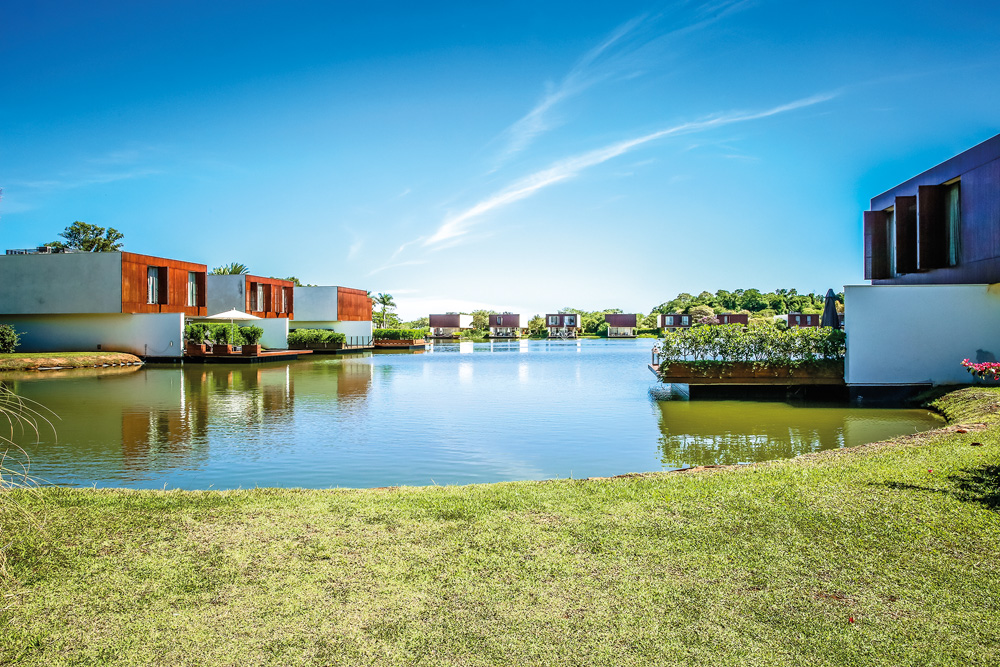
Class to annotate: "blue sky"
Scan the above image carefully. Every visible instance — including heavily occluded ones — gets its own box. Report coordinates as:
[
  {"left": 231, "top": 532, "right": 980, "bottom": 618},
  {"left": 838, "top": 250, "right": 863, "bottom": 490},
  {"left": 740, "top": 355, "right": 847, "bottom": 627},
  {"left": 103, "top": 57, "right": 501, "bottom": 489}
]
[{"left": 2, "top": 1, "right": 998, "bottom": 319}]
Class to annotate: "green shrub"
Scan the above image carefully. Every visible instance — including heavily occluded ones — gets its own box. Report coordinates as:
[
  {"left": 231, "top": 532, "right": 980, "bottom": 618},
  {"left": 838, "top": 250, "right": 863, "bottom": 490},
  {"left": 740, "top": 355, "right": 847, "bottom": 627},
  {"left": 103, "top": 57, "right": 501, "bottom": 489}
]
[
  {"left": 184, "top": 323, "right": 209, "bottom": 343},
  {"left": 287, "top": 329, "right": 347, "bottom": 346},
  {"left": 209, "top": 324, "right": 241, "bottom": 345},
  {"left": 373, "top": 328, "right": 426, "bottom": 340},
  {"left": 656, "top": 324, "right": 845, "bottom": 367},
  {"left": 0, "top": 325, "right": 20, "bottom": 354},
  {"left": 636, "top": 327, "right": 662, "bottom": 336},
  {"left": 240, "top": 326, "right": 264, "bottom": 345}
]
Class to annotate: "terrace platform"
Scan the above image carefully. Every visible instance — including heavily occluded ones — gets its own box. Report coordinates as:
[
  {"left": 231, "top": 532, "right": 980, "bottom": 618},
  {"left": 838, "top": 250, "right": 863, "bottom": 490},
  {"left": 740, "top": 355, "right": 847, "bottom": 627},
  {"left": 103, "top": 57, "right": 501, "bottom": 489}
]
[{"left": 186, "top": 349, "right": 313, "bottom": 364}]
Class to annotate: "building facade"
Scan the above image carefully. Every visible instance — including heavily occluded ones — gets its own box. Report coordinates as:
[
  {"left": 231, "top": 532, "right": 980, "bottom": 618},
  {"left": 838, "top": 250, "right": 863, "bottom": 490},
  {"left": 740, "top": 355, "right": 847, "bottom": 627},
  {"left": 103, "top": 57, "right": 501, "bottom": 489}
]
[
  {"left": 292, "top": 286, "right": 373, "bottom": 345},
  {"left": 0, "top": 250, "right": 208, "bottom": 358},
  {"left": 488, "top": 313, "right": 524, "bottom": 338},
  {"left": 604, "top": 313, "right": 638, "bottom": 337},
  {"left": 205, "top": 274, "right": 295, "bottom": 349},
  {"left": 545, "top": 313, "right": 579, "bottom": 338},
  {"left": 428, "top": 313, "right": 473, "bottom": 338},
  {"left": 847, "top": 133, "right": 1000, "bottom": 393}
]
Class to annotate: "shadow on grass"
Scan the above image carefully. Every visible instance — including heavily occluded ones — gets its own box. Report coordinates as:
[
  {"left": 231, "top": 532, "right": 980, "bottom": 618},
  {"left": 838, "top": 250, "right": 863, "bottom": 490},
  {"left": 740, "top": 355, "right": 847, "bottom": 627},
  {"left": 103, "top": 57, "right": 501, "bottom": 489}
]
[{"left": 880, "top": 464, "right": 1000, "bottom": 512}]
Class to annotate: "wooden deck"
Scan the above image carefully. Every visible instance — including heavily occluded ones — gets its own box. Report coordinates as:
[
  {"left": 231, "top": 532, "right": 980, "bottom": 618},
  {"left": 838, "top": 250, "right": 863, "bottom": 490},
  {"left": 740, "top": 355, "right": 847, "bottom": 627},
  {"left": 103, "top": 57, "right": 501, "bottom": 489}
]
[
  {"left": 649, "top": 363, "right": 846, "bottom": 386},
  {"left": 187, "top": 349, "right": 314, "bottom": 364}
]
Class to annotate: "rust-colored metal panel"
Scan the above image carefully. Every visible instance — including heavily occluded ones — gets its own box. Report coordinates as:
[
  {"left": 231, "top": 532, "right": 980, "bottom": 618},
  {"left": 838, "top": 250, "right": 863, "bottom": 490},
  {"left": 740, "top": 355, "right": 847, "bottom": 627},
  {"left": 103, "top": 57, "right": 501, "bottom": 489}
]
[
  {"left": 917, "top": 185, "right": 947, "bottom": 269},
  {"left": 863, "top": 210, "right": 889, "bottom": 280},
  {"left": 894, "top": 196, "right": 917, "bottom": 274},
  {"left": 604, "top": 313, "right": 637, "bottom": 327},
  {"left": 489, "top": 314, "right": 522, "bottom": 327},
  {"left": 243, "top": 275, "right": 294, "bottom": 318},
  {"left": 120, "top": 252, "right": 207, "bottom": 314},
  {"left": 962, "top": 160, "right": 1000, "bottom": 264},
  {"left": 335, "top": 287, "right": 370, "bottom": 321}
]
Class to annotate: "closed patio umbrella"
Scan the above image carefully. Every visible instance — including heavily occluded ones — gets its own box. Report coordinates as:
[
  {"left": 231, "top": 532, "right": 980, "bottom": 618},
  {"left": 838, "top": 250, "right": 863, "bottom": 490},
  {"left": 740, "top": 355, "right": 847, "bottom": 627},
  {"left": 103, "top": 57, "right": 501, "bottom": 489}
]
[{"left": 820, "top": 289, "right": 840, "bottom": 329}]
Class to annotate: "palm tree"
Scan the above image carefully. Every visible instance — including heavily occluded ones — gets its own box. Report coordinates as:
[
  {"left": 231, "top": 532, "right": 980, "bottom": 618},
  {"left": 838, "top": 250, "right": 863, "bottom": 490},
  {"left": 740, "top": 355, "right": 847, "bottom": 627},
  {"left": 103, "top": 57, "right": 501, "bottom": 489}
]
[
  {"left": 209, "top": 262, "right": 250, "bottom": 275},
  {"left": 375, "top": 293, "right": 396, "bottom": 328}
]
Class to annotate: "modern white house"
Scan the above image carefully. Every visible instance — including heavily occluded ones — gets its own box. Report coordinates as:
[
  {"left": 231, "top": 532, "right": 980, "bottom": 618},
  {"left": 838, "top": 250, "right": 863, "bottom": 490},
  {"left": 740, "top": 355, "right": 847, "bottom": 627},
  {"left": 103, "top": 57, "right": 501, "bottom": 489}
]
[
  {"left": 204, "top": 274, "right": 295, "bottom": 349},
  {"left": 0, "top": 249, "right": 208, "bottom": 359},
  {"left": 545, "top": 312, "right": 580, "bottom": 338},
  {"left": 428, "top": 313, "right": 473, "bottom": 338},
  {"left": 488, "top": 313, "right": 525, "bottom": 338},
  {"left": 292, "top": 286, "right": 373, "bottom": 345},
  {"left": 847, "top": 133, "right": 1000, "bottom": 398}
]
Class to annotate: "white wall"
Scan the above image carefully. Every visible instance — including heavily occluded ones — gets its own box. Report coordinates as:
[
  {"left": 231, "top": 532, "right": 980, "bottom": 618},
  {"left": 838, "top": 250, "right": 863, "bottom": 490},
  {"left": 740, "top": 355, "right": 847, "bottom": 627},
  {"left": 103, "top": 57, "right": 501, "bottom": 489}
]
[
  {"left": 845, "top": 284, "right": 1000, "bottom": 386},
  {"left": 205, "top": 275, "right": 245, "bottom": 314},
  {"left": 0, "top": 313, "right": 184, "bottom": 358},
  {"left": 292, "top": 320, "right": 372, "bottom": 339},
  {"left": 255, "top": 318, "right": 289, "bottom": 349},
  {"left": 0, "top": 253, "right": 122, "bottom": 314},
  {"left": 293, "top": 286, "right": 338, "bottom": 321}
]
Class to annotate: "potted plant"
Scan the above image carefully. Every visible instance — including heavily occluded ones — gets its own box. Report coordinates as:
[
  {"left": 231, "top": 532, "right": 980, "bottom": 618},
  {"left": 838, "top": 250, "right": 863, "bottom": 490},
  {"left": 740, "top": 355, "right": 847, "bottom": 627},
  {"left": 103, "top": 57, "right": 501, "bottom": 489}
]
[
  {"left": 184, "top": 323, "right": 208, "bottom": 356},
  {"left": 210, "top": 324, "right": 233, "bottom": 355},
  {"left": 241, "top": 326, "right": 264, "bottom": 356}
]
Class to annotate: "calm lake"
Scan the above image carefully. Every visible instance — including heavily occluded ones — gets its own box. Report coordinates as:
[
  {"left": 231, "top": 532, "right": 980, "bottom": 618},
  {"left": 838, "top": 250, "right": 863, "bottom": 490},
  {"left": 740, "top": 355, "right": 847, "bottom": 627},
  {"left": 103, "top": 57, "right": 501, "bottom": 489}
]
[{"left": 4, "top": 339, "right": 942, "bottom": 489}]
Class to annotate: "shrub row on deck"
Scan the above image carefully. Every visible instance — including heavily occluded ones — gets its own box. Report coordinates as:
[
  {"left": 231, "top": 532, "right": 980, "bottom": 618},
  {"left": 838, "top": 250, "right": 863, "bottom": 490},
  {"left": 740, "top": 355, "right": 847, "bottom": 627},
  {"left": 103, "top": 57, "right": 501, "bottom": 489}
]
[
  {"left": 287, "top": 329, "right": 347, "bottom": 346},
  {"left": 657, "top": 323, "right": 845, "bottom": 366},
  {"left": 185, "top": 323, "right": 264, "bottom": 346},
  {"left": 373, "top": 328, "right": 427, "bottom": 340}
]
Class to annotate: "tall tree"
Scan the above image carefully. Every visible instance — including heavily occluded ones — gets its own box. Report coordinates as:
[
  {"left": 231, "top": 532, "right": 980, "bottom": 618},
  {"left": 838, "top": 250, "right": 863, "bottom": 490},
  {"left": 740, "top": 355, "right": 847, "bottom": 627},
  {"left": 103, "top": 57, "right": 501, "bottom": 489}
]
[
  {"left": 375, "top": 293, "right": 396, "bottom": 328},
  {"left": 210, "top": 262, "right": 250, "bottom": 275},
  {"left": 46, "top": 221, "right": 124, "bottom": 252}
]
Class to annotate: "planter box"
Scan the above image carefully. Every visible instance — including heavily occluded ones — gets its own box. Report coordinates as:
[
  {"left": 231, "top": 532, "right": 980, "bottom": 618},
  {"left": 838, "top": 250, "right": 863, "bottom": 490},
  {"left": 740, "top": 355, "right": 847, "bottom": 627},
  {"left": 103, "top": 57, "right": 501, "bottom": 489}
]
[
  {"left": 658, "top": 361, "right": 844, "bottom": 385},
  {"left": 242, "top": 344, "right": 262, "bottom": 356},
  {"left": 211, "top": 344, "right": 234, "bottom": 356},
  {"left": 374, "top": 339, "right": 425, "bottom": 347},
  {"left": 289, "top": 341, "right": 345, "bottom": 351},
  {"left": 186, "top": 343, "right": 206, "bottom": 356}
]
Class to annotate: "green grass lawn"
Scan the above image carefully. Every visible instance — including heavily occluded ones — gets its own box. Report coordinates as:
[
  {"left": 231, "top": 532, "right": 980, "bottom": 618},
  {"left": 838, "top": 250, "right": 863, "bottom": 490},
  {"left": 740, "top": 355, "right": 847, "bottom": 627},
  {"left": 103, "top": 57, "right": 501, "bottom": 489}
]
[
  {"left": 1, "top": 388, "right": 999, "bottom": 665},
  {"left": 0, "top": 351, "right": 141, "bottom": 371}
]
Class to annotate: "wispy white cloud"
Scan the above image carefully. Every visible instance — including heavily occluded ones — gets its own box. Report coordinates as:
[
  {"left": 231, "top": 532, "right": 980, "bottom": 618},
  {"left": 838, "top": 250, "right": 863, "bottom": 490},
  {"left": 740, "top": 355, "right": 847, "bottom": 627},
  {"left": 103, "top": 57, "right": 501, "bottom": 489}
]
[
  {"left": 367, "top": 259, "right": 428, "bottom": 277},
  {"left": 426, "top": 92, "right": 836, "bottom": 247},
  {"left": 493, "top": 0, "right": 754, "bottom": 166},
  {"left": 347, "top": 238, "right": 363, "bottom": 260}
]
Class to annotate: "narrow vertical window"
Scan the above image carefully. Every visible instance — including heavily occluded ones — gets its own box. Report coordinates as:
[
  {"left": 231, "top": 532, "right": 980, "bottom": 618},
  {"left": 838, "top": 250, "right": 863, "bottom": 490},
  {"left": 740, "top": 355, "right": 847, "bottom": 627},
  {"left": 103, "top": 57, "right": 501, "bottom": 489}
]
[
  {"left": 147, "top": 266, "right": 159, "bottom": 304},
  {"left": 886, "top": 209, "right": 897, "bottom": 277},
  {"left": 945, "top": 180, "right": 961, "bottom": 266},
  {"left": 187, "top": 272, "right": 197, "bottom": 307}
]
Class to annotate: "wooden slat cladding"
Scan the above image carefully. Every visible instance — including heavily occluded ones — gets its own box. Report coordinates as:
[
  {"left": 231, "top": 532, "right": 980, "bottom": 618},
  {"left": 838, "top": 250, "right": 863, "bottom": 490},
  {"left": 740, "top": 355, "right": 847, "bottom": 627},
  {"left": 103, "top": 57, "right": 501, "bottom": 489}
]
[
  {"left": 917, "top": 185, "right": 948, "bottom": 269},
  {"left": 604, "top": 313, "right": 637, "bottom": 328},
  {"left": 245, "top": 275, "right": 295, "bottom": 318},
  {"left": 121, "top": 252, "right": 207, "bottom": 316},
  {"left": 864, "top": 210, "right": 890, "bottom": 280},
  {"left": 337, "top": 287, "right": 372, "bottom": 321},
  {"left": 894, "top": 196, "right": 917, "bottom": 273}
]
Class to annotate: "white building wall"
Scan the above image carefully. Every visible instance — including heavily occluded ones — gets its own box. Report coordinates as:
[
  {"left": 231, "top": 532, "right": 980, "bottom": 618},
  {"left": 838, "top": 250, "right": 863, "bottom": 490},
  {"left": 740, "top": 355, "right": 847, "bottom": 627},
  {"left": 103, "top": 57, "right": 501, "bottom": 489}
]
[
  {"left": 205, "top": 275, "right": 245, "bottom": 314},
  {"left": 292, "top": 320, "right": 372, "bottom": 339},
  {"left": 0, "top": 313, "right": 184, "bottom": 358},
  {"left": 292, "top": 286, "right": 338, "bottom": 321},
  {"left": 255, "top": 318, "right": 289, "bottom": 349},
  {"left": 0, "top": 252, "right": 123, "bottom": 314},
  {"left": 845, "top": 284, "right": 1000, "bottom": 386}
]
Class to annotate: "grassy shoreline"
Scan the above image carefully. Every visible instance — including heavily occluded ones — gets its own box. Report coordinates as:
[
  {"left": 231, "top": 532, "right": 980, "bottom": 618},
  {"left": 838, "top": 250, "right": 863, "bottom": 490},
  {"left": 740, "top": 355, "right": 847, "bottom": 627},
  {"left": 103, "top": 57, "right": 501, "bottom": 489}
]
[
  {"left": 0, "top": 351, "right": 142, "bottom": 371},
  {"left": 2, "top": 388, "right": 999, "bottom": 665}
]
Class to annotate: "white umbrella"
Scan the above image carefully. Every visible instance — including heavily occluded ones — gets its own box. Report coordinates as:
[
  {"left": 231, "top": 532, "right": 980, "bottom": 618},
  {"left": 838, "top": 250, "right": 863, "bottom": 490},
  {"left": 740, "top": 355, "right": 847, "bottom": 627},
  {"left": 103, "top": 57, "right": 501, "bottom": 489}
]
[{"left": 198, "top": 309, "right": 262, "bottom": 326}]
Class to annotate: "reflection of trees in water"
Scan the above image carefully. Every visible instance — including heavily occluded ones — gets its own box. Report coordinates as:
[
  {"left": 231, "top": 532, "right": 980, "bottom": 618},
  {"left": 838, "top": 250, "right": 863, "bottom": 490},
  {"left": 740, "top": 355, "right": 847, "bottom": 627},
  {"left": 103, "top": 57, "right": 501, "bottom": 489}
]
[{"left": 655, "top": 402, "right": 846, "bottom": 468}]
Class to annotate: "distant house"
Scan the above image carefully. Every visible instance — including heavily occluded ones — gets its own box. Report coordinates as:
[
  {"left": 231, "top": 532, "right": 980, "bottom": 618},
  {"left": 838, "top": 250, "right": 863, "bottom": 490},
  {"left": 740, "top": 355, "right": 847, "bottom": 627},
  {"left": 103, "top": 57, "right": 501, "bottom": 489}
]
[
  {"left": 847, "top": 132, "right": 1000, "bottom": 394},
  {"left": 488, "top": 313, "right": 525, "bottom": 338},
  {"left": 292, "top": 286, "right": 373, "bottom": 346},
  {"left": 429, "top": 313, "right": 473, "bottom": 338},
  {"left": 205, "top": 274, "right": 295, "bottom": 348},
  {"left": 604, "top": 313, "right": 638, "bottom": 338},
  {"left": 660, "top": 312, "right": 748, "bottom": 330},
  {"left": 0, "top": 249, "right": 207, "bottom": 359},
  {"left": 546, "top": 313, "right": 580, "bottom": 338},
  {"left": 786, "top": 313, "right": 820, "bottom": 328}
]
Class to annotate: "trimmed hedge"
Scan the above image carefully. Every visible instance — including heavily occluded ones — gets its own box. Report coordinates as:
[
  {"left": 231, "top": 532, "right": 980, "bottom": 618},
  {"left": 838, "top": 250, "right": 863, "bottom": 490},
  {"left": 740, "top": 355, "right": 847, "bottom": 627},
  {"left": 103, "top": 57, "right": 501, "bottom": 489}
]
[
  {"left": 287, "top": 329, "right": 346, "bottom": 346},
  {"left": 373, "top": 328, "right": 427, "bottom": 340},
  {"left": 656, "top": 323, "right": 845, "bottom": 367}
]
